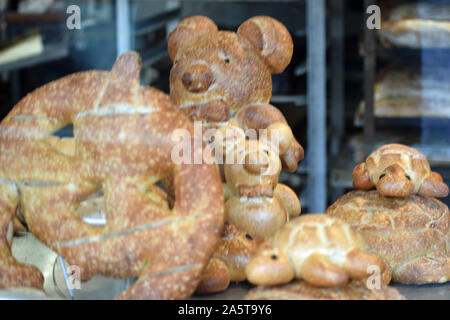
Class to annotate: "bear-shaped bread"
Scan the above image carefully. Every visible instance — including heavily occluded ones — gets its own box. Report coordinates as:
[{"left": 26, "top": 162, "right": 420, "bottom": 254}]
[{"left": 168, "top": 15, "right": 303, "bottom": 172}]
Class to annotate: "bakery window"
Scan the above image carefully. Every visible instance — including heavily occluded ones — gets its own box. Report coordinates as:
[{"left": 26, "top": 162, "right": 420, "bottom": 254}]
[{"left": 0, "top": 0, "right": 448, "bottom": 301}]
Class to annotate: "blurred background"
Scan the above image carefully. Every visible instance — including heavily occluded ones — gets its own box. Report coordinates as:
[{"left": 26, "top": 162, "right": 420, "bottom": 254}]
[{"left": 0, "top": 0, "right": 449, "bottom": 212}]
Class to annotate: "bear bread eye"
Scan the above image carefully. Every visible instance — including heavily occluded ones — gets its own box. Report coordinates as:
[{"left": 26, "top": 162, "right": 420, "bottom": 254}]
[{"left": 271, "top": 254, "right": 278, "bottom": 260}]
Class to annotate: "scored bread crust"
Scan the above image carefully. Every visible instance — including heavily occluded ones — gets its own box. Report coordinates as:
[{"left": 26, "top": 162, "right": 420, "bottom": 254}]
[
  {"left": 352, "top": 144, "right": 449, "bottom": 198},
  {"left": 168, "top": 16, "right": 303, "bottom": 172},
  {"left": 326, "top": 190, "right": 450, "bottom": 285},
  {"left": 0, "top": 51, "right": 224, "bottom": 299},
  {"left": 244, "top": 280, "right": 405, "bottom": 300},
  {"left": 196, "top": 222, "right": 262, "bottom": 294},
  {"left": 246, "top": 215, "right": 391, "bottom": 287}
]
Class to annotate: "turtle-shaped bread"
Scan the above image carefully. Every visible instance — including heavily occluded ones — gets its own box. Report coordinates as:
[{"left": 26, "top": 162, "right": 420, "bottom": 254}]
[
  {"left": 326, "top": 190, "right": 450, "bottom": 285},
  {"left": 353, "top": 144, "right": 449, "bottom": 198},
  {"left": 244, "top": 280, "right": 405, "bottom": 300},
  {"left": 245, "top": 214, "right": 391, "bottom": 287}
]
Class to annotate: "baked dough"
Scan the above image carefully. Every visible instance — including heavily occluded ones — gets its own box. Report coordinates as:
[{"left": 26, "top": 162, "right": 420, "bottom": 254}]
[
  {"left": 244, "top": 280, "right": 405, "bottom": 300},
  {"left": 353, "top": 144, "right": 449, "bottom": 198},
  {"left": 196, "top": 222, "right": 262, "bottom": 294},
  {"left": 246, "top": 214, "right": 391, "bottom": 287},
  {"left": 0, "top": 51, "right": 224, "bottom": 299},
  {"left": 218, "top": 123, "right": 301, "bottom": 240},
  {"left": 379, "top": 2, "right": 450, "bottom": 48},
  {"left": 360, "top": 65, "right": 450, "bottom": 119},
  {"left": 326, "top": 190, "right": 450, "bottom": 285},
  {"left": 168, "top": 15, "right": 303, "bottom": 172}
]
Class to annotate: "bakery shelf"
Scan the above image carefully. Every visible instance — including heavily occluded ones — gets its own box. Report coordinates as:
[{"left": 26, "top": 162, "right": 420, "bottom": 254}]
[
  {"left": 132, "top": 6, "right": 180, "bottom": 37},
  {"left": 0, "top": 42, "right": 69, "bottom": 73},
  {"left": 4, "top": 232, "right": 449, "bottom": 300},
  {"left": 270, "top": 94, "right": 307, "bottom": 107}
]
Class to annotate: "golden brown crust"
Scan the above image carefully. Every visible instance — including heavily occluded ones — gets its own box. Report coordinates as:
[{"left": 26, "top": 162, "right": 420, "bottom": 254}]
[
  {"left": 244, "top": 280, "right": 406, "bottom": 300},
  {"left": 168, "top": 15, "right": 218, "bottom": 62},
  {"left": 237, "top": 16, "right": 294, "bottom": 74},
  {"left": 0, "top": 51, "right": 224, "bottom": 299},
  {"left": 0, "top": 183, "right": 44, "bottom": 290},
  {"left": 196, "top": 258, "right": 230, "bottom": 294},
  {"left": 196, "top": 222, "right": 262, "bottom": 294},
  {"left": 378, "top": 3, "right": 450, "bottom": 49},
  {"left": 326, "top": 190, "right": 450, "bottom": 284},
  {"left": 221, "top": 132, "right": 299, "bottom": 240},
  {"left": 367, "top": 65, "right": 450, "bottom": 119},
  {"left": 169, "top": 16, "right": 303, "bottom": 172},
  {"left": 235, "top": 104, "right": 304, "bottom": 172},
  {"left": 246, "top": 215, "right": 390, "bottom": 287},
  {"left": 274, "top": 184, "right": 301, "bottom": 218},
  {"left": 352, "top": 144, "right": 449, "bottom": 198}
]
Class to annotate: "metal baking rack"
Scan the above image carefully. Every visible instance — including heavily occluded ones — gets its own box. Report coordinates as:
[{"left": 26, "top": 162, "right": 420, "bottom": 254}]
[{"left": 330, "top": 0, "right": 450, "bottom": 206}]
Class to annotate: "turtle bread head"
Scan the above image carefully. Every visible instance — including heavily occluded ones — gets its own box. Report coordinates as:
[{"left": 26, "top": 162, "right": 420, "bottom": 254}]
[{"left": 246, "top": 243, "right": 295, "bottom": 286}]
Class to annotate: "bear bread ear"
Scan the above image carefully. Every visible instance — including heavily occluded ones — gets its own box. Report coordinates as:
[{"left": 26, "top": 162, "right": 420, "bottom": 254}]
[
  {"left": 168, "top": 15, "right": 218, "bottom": 62},
  {"left": 237, "top": 16, "right": 293, "bottom": 74}
]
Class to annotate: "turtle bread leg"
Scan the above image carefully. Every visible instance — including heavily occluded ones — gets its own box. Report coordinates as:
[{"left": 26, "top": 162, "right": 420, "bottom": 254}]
[
  {"left": 196, "top": 258, "right": 230, "bottom": 294},
  {"left": 352, "top": 163, "right": 374, "bottom": 190},
  {"left": 419, "top": 172, "right": 449, "bottom": 198},
  {"left": 344, "top": 248, "right": 391, "bottom": 285},
  {"left": 301, "top": 253, "right": 349, "bottom": 287}
]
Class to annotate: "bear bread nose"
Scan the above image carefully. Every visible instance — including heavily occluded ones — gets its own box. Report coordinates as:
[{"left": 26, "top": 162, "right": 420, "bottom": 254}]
[{"left": 181, "top": 64, "right": 214, "bottom": 93}]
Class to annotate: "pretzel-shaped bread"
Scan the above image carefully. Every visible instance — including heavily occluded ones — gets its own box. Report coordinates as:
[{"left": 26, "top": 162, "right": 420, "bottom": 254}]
[{"left": 0, "top": 52, "right": 224, "bottom": 299}]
